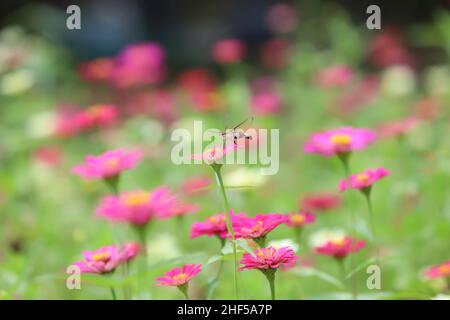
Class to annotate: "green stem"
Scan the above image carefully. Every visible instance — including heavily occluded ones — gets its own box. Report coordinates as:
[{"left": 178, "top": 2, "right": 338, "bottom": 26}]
[
  {"left": 337, "top": 259, "right": 346, "bottom": 289},
  {"left": 213, "top": 166, "right": 239, "bottom": 299},
  {"left": 294, "top": 228, "right": 303, "bottom": 246},
  {"left": 104, "top": 176, "right": 131, "bottom": 299},
  {"left": 178, "top": 284, "right": 190, "bottom": 300},
  {"left": 364, "top": 191, "right": 380, "bottom": 264},
  {"left": 337, "top": 153, "right": 358, "bottom": 300},
  {"left": 263, "top": 269, "right": 276, "bottom": 300},
  {"left": 110, "top": 287, "right": 117, "bottom": 300}
]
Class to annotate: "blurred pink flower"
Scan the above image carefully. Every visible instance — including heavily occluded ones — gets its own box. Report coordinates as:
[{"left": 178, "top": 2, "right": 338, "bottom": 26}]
[
  {"left": 78, "top": 57, "right": 115, "bottom": 82},
  {"left": 33, "top": 146, "right": 64, "bottom": 167},
  {"left": 251, "top": 91, "right": 283, "bottom": 115},
  {"left": 334, "top": 75, "right": 380, "bottom": 115},
  {"left": 304, "top": 127, "right": 377, "bottom": 156},
  {"left": 212, "top": 39, "right": 246, "bottom": 64},
  {"left": 72, "top": 245, "right": 122, "bottom": 274},
  {"left": 368, "top": 26, "right": 416, "bottom": 68},
  {"left": 75, "top": 104, "right": 119, "bottom": 131},
  {"left": 191, "top": 144, "right": 238, "bottom": 165},
  {"left": 158, "top": 199, "right": 199, "bottom": 219},
  {"left": 425, "top": 260, "right": 450, "bottom": 279},
  {"left": 265, "top": 4, "right": 299, "bottom": 34},
  {"left": 190, "top": 214, "right": 229, "bottom": 239},
  {"left": 316, "top": 65, "right": 354, "bottom": 88},
  {"left": 72, "top": 148, "right": 143, "bottom": 180},
  {"left": 232, "top": 214, "right": 287, "bottom": 240},
  {"left": 301, "top": 192, "right": 342, "bottom": 212},
  {"left": 315, "top": 237, "right": 366, "bottom": 260},
  {"left": 285, "top": 211, "right": 316, "bottom": 228},
  {"left": 378, "top": 116, "right": 420, "bottom": 138},
  {"left": 97, "top": 187, "right": 178, "bottom": 226},
  {"left": 121, "top": 242, "right": 140, "bottom": 262},
  {"left": 182, "top": 176, "right": 213, "bottom": 196},
  {"left": 111, "top": 42, "right": 167, "bottom": 89},
  {"left": 260, "top": 38, "right": 293, "bottom": 69},
  {"left": 156, "top": 264, "right": 202, "bottom": 286},
  {"left": 240, "top": 246, "right": 297, "bottom": 271},
  {"left": 339, "top": 167, "right": 390, "bottom": 192}
]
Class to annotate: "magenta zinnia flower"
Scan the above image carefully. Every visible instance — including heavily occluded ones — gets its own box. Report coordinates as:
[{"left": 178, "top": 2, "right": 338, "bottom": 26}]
[
  {"left": 156, "top": 264, "right": 202, "bottom": 287},
  {"left": 190, "top": 214, "right": 229, "bottom": 239},
  {"left": 232, "top": 214, "right": 287, "bottom": 246},
  {"left": 315, "top": 64, "right": 354, "bottom": 88},
  {"left": 315, "top": 236, "right": 366, "bottom": 260},
  {"left": 72, "top": 148, "right": 143, "bottom": 180},
  {"left": 425, "top": 260, "right": 450, "bottom": 280},
  {"left": 97, "top": 187, "right": 178, "bottom": 226},
  {"left": 285, "top": 211, "right": 316, "bottom": 228},
  {"left": 304, "top": 127, "right": 377, "bottom": 157},
  {"left": 240, "top": 246, "right": 296, "bottom": 300},
  {"left": 72, "top": 245, "right": 123, "bottom": 274},
  {"left": 212, "top": 39, "right": 246, "bottom": 64},
  {"left": 339, "top": 167, "right": 390, "bottom": 192},
  {"left": 301, "top": 192, "right": 342, "bottom": 212},
  {"left": 121, "top": 242, "right": 141, "bottom": 262},
  {"left": 191, "top": 144, "right": 238, "bottom": 165},
  {"left": 240, "top": 246, "right": 297, "bottom": 271}
]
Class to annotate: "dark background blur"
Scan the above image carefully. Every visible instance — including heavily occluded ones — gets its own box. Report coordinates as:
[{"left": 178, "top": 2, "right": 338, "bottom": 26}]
[{"left": 0, "top": 0, "right": 448, "bottom": 70}]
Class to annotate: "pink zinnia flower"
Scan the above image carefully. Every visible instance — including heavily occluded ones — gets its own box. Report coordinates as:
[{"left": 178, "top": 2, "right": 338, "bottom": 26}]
[
  {"left": 301, "top": 192, "right": 342, "bottom": 212},
  {"left": 72, "top": 148, "right": 143, "bottom": 180},
  {"left": 378, "top": 116, "right": 420, "bottom": 138},
  {"left": 251, "top": 91, "right": 283, "bottom": 115},
  {"left": 339, "top": 167, "right": 390, "bottom": 192},
  {"left": 156, "top": 264, "right": 202, "bottom": 287},
  {"left": 240, "top": 246, "right": 297, "bottom": 271},
  {"left": 315, "top": 236, "right": 366, "bottom": 260},
  {"left": 157, "top": 200, "right": 199, "bottom": 219},
  {"left": 260, "top": 38, "right": 293, "bottom": 70},
  {"left": 190, "top": 214, "right": 229, "bottom": 239},
  {"left": 111, "top": 42, "right": 167, "bottom": 89},
  {"left": 191, "top": 144, "right": 238, "bottom": 165},
  {"left": 78, "top": 57, "right": 115, "bottom": 82},
  {"left": 304, "top": 127, "right": 377, "bottom": 156},
  {"left": 75, "top": 104, "right": 119, "bottom": 131},
  {"left": 232, "top": 214, "right": 287, "bottom": 244},
  {"left": 182, "top": 176, "right": 213, "bottom": 196},
  {"left": 121, "top": 242, "right": 140, "bottom": 262},
  {"left": 212, "top": 39, "right": 246, "bottom": 64},
  {"left": 97, "top": 187, "right": 178, "bottom": 226},
  {"left": 425, "top": 261, "right": 450, "bottom": 280},
  {"left": 315, "top": 65, "right": 354, "bottom": 88},
  {"left": 72, "top": 245, "right": 123, "bottom": 274},
  {"left": 285, "top": 211, "right": 316, "bottom": 228}
]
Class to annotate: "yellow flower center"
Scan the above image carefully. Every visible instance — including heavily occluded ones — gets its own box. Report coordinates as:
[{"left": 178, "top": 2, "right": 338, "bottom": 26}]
[
  {"left": 172, "top": 273, "right": 188, "bottom": 282},
  {"left": 331, "top": 238, "right": 347, "bottom": 247},
  {"left": 331, "top": 134, "right": 352, "bottom": 147},
  {"left": 251, "top": 221, "right": 264, "bottom": 233},
  {"left": 291, "top": 214, "right": 305, "bottom": 224},
  {"left": 87, "top": 105, "right": 102, "bottom": 117},
  {"left": 356, "top": 173, "right": 370, "bottom": 183},
  {"left": 93, "top": 252, "right": 111, "bottom": 262},
  {"left": 106, "top": 158, "right": 120, "bottom": 169},
  {"left": 123, "top": 191, "right": 151, "bottom": 207},
  {"left": 209, "top": 216, "right": 225, "bottom": 224}
]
